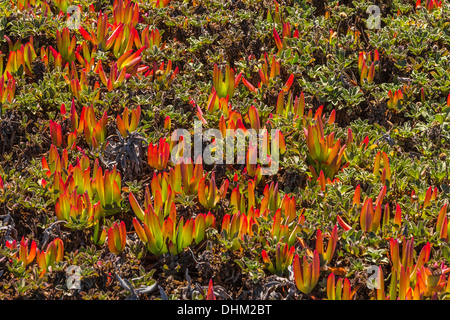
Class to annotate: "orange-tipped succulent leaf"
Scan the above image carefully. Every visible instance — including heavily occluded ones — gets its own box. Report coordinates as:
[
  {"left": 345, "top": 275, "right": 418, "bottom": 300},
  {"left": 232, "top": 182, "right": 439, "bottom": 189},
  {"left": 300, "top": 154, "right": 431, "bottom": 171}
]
[
  {"left": 107, "top": 221, "right": 127, "bottom": 254},
  {"left": 292, "top": 250, "right": 320, "bottom": 294}
]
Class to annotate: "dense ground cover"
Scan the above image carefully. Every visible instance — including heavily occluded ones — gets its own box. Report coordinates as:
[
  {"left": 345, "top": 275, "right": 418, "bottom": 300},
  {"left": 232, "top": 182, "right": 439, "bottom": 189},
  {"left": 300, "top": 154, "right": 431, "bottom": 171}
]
[{"left": 0, "top": 0, "right": 449, "bottom": 300}]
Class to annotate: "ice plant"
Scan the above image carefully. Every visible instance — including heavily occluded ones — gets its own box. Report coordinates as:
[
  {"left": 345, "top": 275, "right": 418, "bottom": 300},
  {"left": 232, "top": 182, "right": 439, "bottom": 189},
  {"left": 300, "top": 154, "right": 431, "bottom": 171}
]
[
  {"left": 373, "top": 151, "right": 392, "bottom": 184},
  {"left": 282, "top": 22, "right": 299, "bottom": 39},
  {"left": 55, "top": 190, "right": 102, "bottom": 229},
  {"left": 116, "top": 46, "right": 146, "bottom": 74},
  {"left": 150, "top": 173, "right": 176, "bottom": 218},
  {"left": 145, "top": 60, "right": 179, "bottom": 88},
  {"left": 389, "top": 262, "right": 446, "bottom": 300},
  {"left": 65, "top": 62, "right": 100, "bottom": 101},
  {"left": 130, "top": 185, "right": 215, "bottom": 255},
  {"left": 304, "top": 113, "right": 346, "bottom": 180},
  {"left": 54, "top": 27, "right": 76, "bottom": 65},
  {"left": 164, "top": 116, "right": 171, "bottom": 130},
  {"left": 212, "top": 64, "right": 242, "bottom": 99},
  {"left": 138, "top": 27, "right": 161, "bottom": 50},
  {"left": 221, "top": 211, "right": 255, "bottom": 251},
  {"left": 148, "top": 138, "right": 170, "bottom": 170},
  {"left": 97, "top": 61, "right": 126, "bottom": 92},
  {"left": 282, "top": 74, "right": 294, "bottom": 92},
  {"left": 109, "top": 24, "right": 138, "bottom": 58},
  {"left": 6, "top": 237, "right": 37, "bottom": 267},
  {"left": 169, "top": 156, "right": 204, "bottom": 196},
  {"left": 92, "top": 216, "right": 107, "bottom": 246},
  {"left": 416, "top": 263, "right": 450, "bottom": 297},
  {"left": 359, "top": 198, "right": 375, "bottom": 233},
  {"left": 242, "top": 54, "right": 281, "bottom": 94},
  {"left": 375, "top": 185, "right": 387, "bottom": 207},
  {"left": 247, "top": 105, "right": 261, "bottom": 132},
  {"left": 327, "top": 274, "right": 352, "bottom": 300},
  {"left": 206, "top": 279, "right": 216, "bottom": 300},
  {"left": 107, "top": 221, "right": 127, "bottom": 254},
  {"left": 3, "top": 35, "right": 22, "bottom": 55},
  {"left": 353, "top": 184, "right": 361, "bottom": 207},
  {"left": 241, "top": 77, "right": 257, "bottom": 94},
  {"left": 43, "top": 144, "right": 122, "bottom": 226},
  {"left": 293, "top": 250, "right": 320, "bottom": 294},
  {"left": 266, "top": 0, "right": 281, "bottom": 24},
  {"left": 381, "top": 203, "right": 391, "bottom": 232},
  {"left": 376, "top": 265, "right": 409, "bottom": 300},
  {"left": 390, "top": 237, "right": 414, "bottom": 274},
  {"left": 260, "top": 181, "right": 280, "bottom": 215},
  {"left": 198, "top": 172, "right": 229, "bottom": 210},
  {"left": 36, "top": 238, "right": 64, "bottom": 277},
  {"left": 393, "top": 204, "right": 402, "bottom": 227},
  {"left": 416, "top": 0, "right": 443, "bottom": 11},
  {"left": 41, "top": 144, "right": 69, "bottom": 179},
  {"left": 3, "top": 39, "right": 37, "bottom": 76},
  {"left": 223, "top": 110, "right": 247, "bottom": 135},
  {"left": 91, "top": 165, "right": 123, "bottom": 212},
  {"left": 270, "top": 207, "right": 302, "bottom": 247},
  {"left": 10, "top": 0, "right": 37, "bottom": 11},
  {"left": 397, "top": 265, "right": 412, "bottom": 300},
  {"left": 87, "top": 111, "right": 108, "bottom": 148},
  {"left": 206, "top": 88, "right": 231, "bottom": 117},
  {"left": 316, "top": 225, "right": 338, "bottom": 264},
  {"left": 271, "top": 208, "right": 289, "bottom": 242},
  {"left": 230, "top": 185, "right": 247, "bottom": 215},
  {"left": 152, "top": 0, "right": 170, "bottom": 8},
  {"left": 389, "top": 237, "right": 431, "bottom": 279},
  {"left": 275, "top": 91, "right": 305, "bottom": 118},
  {"left": 132, "top": 212, "right": 215, "bottom": 256},
  {"left": 359, "top": 60, "right": 375, "bottom": 85},
  {"left": 53, "top": 0, "right": 70, "bottom": 12},
  {"left": 68, "top": 99, "right": 78, "bottom": 132},
  {"left": 387, "top": 89, "right": 403, "bottom": 109},
  {"left": 436, "top": 203, "right": 449, "bottom": 241},
  {"left": 375, "top": 266, "right": 387, "bottom": 300},
  {"left": 113, "top": 0, "right": 140, "bottom": 26},
  {"left": 316, "top": 170, "right": 340, "bottom": 192},
  {"left": 116, "top": 105, "right": 141, "bottom": 138},
  {"left": 229, "top": 180, "right": 257, "bottom": 217},
  {"left": 272, "top": 24, "right": 298, "bottom": 54},
  {"left": 79, "top": 12, "right": 120, "bottom": 51},
  {"left": 78, "top": 104, "right": 108, "bottom": 148},
  {"left": 422, "top": 186, "right": 438, "bottom": 210},
  {"left": 416, "top": 243, "right": 432, "bottom": 271},
  {"left": 273, "top": 27, "right": 283, "bottom": 52},
  {"left": 279, "top": 194, "right": 297, "bottom": 224},
  {"left": 261, "top": 243, "right": 295, "bottom": 276},
  {"left": 245, "top": 143, "right": 262, "bottom": 182},
  {"left": 358, "top": 50, "right": 379, "bottom": 85},
  {"left": 129, "top": 185, "right": 168, "bottom": 222},
  {"left": 49, "top": 120, "right": 63, "bottom": 147},
  {"left": 359, "top": 186, "right": 386, "bottom": 233},
  {"left": 0, "top": 73, "right": 16, "bottom": 104}
]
